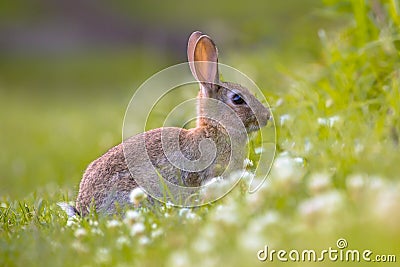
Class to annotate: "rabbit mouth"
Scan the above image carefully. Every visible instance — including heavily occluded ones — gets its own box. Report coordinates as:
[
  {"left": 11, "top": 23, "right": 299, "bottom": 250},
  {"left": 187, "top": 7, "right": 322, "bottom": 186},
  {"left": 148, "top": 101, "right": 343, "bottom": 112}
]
[
  {"left": 247, "top": 116, "right": 269, "bottom": 132},
  {"left": 247, "top": 122, "right": 262, "bottom": 132}
]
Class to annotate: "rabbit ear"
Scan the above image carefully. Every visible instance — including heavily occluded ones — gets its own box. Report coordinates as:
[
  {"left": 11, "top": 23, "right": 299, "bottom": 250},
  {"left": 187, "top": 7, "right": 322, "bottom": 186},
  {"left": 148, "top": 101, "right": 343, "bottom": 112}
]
[
  {"left": 187, "top": 33, "right": 220, "bottom": 96},
  {"left": 187, "top": 31, "right": 203, "bottom": 73},
  {"left": 193, "top": 35, "right": 219, "bottom": 85}
]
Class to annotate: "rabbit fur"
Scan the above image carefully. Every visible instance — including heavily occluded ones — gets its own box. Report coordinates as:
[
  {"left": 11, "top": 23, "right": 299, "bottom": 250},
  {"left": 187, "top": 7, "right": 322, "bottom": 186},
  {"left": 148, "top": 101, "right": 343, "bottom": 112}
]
[{"left": 67, "top": 31, "right": 270, "bottom": 216}]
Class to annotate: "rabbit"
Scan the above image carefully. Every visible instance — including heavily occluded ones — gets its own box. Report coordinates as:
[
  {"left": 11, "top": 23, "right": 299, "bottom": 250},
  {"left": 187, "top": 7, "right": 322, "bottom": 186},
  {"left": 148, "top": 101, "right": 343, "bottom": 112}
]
[{"left": 62, "top": 31, "right": 270, "bottom": 216}]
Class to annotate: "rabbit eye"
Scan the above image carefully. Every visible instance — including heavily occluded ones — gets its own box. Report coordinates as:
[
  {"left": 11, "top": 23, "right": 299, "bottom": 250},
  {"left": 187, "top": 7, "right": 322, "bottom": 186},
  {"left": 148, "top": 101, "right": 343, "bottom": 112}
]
[{"left": 232, "top": 94, "right": 245, "bottom": 105}]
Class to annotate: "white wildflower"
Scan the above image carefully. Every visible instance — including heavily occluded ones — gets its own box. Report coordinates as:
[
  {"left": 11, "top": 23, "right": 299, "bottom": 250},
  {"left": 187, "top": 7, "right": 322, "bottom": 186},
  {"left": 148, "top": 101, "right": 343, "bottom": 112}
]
[
  {"left": 368, "top": 176, "right": 386, "bottom": 191},
  {"left": 130, "top": 222, "right": 145, "bottom": 236},
  {"left": 308, "top": 172, "right": 332, "bottom": 194},
  {"left": 354, "top": 140, "right": 364, "bottom": 154},
  {"left": 91, "top": 228, "right": 104, "bottom": 236},
  {"left": 71, "top": 240, "right": 88, "bottom": 253},
  {"left": 246, "top": 191, "right": 262, "bottom": 208},
  {"left": 88, "top": 220, "right": 98, "bottom": 227},
  {"left": 116, "top": 236, "right": 130, "bottom": 249},
  {"left": 293, "top": 157, "right": 304, "bottom": 164},
  {"left": 151, "top": 228, "right": 164, "bottom": 239},
  {"left": 239, "top": 212, "right": 279, "bottom": 252},
  {"left": 202, "top": 176, "right": 223, "bottom": 187},
  {"left": 106, "top": 219, "right": 121, "bottom": 229},
  {"left": 256, "top": 211, "right": 280, "bottom": 228},
  {"left": 346, "top": 174, "right": 365, "bottom": 190},
  {"left": 372, "top": 185, "right": 400, "bottom": 228},
  {"left": 318, "top": 28, "right": 327, "bottom": 41},
  {"left": 317, "top": 116, "right": 341, "bottom": 128},
  {"left": 74, "top": 228, "right": 87, "bottom": 238},
  {"left": 243, "top": 173, "right": 261, "bottom": 191},
  {"left": 168, "top": 251, "right": 190, "bottom": 267},
  {"left": 178, "top": 208, "right": 190, "bottom": 217},
  {"left": 186, "top": 211, "right": 201, "bottom": 221},
  {"left": 244, "top": 158, "right": 254, "bottom": 167},
  {"left": 96, "top": 248, "right": 111, "bottom": 264},
  {"left": 254, "top": 147, "right": 265, "bottom": 154},
  {"left": 66, "top": 218, "right": 78, "bottom": 227},
  {"left": 239, "top": 231, "right": 267, "bottom": 253},
  {"left": 270, "top": 154, "right": 304, "bottom": 190},
  {"left": 211, "top": 204, "right": 239, "bottom": 226},
  {"left": 280, "top": 114, "right": 291, "bottom": 126},
  {"left": 50, "top": 240, "right": 61, "bottom": 249},
  {"left": 246, "top": 179, "right": 272, "bottom": 208},
  {"left": 325, "top": 98, "right": 333, "bottom": 108},
  {"left": 165, "top": 201, "right": 173, "bottom": 209},
  {"left": 138, "top": 236, "right": 151, "bottom": 245},
  {"left": 205, "top": 172, "right": 243, "bottom": 198},
  {"left": 124, "top": 210, "right": 142, "bottom": 225},
  {"left": 200, "top": 225, "right": 218, "bottom": 241},
  {"left": 299, "top": 190, "right": 344, "bottom": 219},
  {"left": 200, "top": 176, "right": 232, "bottom": 201},
  {"left": 275, "top": 98, "right": 284, "bottom": 107},
  {"left": 192, "top": 236, "right": 213, "bottom": 254},
  {"left": 177, "top": 208, "right": 200, "bottom": 221},
  {"left": 129, "top": 187, "right": 147, "bottom": 206},
  {"left": 304, "top": 139, "right": 313, "bottom": 153}
]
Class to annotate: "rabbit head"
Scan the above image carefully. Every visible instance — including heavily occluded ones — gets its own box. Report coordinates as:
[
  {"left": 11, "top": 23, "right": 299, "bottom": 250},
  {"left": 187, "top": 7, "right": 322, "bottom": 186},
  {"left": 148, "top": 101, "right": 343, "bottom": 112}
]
[{"left": 187, "top": 31, "right": 271, "bottom": 133}]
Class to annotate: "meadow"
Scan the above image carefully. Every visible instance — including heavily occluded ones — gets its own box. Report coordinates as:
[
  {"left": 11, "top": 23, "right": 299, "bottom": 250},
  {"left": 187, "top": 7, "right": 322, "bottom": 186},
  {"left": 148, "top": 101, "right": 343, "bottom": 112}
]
[{"left": 1, "top": 1, "right": 399, "bottom": 266}]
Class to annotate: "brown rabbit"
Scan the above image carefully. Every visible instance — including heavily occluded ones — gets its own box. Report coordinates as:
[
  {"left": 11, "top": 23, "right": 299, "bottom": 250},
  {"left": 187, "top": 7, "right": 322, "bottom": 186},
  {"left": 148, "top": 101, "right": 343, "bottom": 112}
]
[{"left": 63, "top": 31, "right": 270, "bottom": 216}]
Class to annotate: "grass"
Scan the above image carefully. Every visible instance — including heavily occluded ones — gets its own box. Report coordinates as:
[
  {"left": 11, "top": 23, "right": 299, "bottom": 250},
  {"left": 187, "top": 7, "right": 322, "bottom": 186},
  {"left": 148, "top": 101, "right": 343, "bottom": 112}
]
[{"left": 1, "top": 1, "right": 400, "bottom": 266}]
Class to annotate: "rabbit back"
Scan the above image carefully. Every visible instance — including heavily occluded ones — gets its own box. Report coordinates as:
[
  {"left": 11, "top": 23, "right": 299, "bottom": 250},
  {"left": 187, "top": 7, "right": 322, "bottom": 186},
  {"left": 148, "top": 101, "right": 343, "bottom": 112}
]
[{"left": 76, "top": 126, "right": 237, "bottom": 215}]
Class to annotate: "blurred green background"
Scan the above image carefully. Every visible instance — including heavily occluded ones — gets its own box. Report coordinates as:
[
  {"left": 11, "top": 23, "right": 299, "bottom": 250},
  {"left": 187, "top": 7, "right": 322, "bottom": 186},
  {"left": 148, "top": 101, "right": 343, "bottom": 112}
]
[{"left": 0, "top": 0, "right": 332, "bottom": 198}]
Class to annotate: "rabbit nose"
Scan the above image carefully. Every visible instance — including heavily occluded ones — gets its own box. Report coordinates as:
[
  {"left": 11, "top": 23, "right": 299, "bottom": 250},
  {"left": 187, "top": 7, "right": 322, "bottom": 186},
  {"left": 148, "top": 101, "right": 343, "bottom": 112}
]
[
  {"left": 266, "top": 108, "right": 272, "bottom": 121},
  {"left": 258, "top": 107, "right": 270, "bottom": 127}
]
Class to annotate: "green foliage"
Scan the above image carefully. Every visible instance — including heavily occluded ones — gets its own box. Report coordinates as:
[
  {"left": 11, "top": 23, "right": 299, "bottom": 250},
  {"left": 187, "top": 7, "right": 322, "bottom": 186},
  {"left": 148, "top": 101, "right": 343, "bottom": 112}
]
[{"left": 277, "top": 0, "right": 400, "bottom": 179}]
